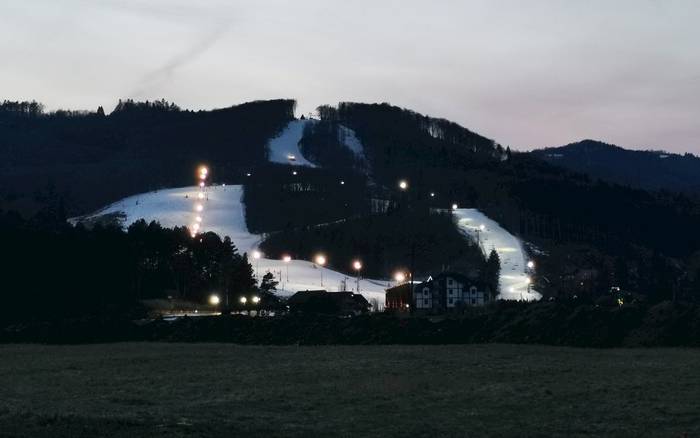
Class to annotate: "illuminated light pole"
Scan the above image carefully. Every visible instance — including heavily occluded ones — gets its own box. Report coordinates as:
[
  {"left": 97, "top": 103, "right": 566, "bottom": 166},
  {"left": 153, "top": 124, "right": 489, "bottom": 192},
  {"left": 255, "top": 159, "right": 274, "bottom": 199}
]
[
  {"left": 525, "top": 276, "right": 532, "bottom": 297},
  {"left": 282, "top": 255, "right": 291, "bottom": 283},
  {"left": 315, "top": 254, "right": 326, "bottom": 287},
  {"left": 476, "top": 224, "right": 486, "bottom": 249},
  {"left": 394, "top": 271, "right": 406, "bottom": 284},
  {"left": 352, "top": 260, "right": 362, "bottom": 293},
  {"left": 252, "top": 250, "right": 262, "bottom": 280}
]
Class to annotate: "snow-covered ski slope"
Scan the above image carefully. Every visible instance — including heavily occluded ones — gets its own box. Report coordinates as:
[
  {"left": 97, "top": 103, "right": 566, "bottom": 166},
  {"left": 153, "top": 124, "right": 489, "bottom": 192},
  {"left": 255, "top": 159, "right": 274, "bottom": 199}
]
[
  {"left": 85, "top": 185, "right": 388, "bottom": 308},
  {"left": 453, "top": 209, "right": 541, "bottom": 301},
  {"left": 267, "top": 119, "right": 367, "bottom": 167},
  {"left": 267, "top": 120, "right": 317, "bottom": 167}
]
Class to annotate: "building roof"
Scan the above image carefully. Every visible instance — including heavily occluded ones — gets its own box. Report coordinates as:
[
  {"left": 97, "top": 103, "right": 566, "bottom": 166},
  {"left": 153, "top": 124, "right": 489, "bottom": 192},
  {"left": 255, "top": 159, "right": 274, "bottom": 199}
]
[{"left": 415, "top": 271, "right": 489, "bottom": 290}]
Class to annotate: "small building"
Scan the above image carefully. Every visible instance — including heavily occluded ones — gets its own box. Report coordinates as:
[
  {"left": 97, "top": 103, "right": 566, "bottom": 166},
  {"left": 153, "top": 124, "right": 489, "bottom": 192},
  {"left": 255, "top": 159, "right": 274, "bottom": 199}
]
[
  {"left": 385, "top": 283, "right": 412, "bottom": 312},
  {"left": 287, "top": 290, "right": 370, "bottom": 315},
  {"left": 412, "top": 272, "right": 492, "bottom": 313}
]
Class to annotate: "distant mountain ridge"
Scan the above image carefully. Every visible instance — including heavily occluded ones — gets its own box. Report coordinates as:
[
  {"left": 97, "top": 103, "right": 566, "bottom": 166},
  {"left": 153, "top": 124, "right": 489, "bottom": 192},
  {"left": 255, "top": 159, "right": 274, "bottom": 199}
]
[{"left": 531, "top": 139, "right": 700, "bottom": 194}]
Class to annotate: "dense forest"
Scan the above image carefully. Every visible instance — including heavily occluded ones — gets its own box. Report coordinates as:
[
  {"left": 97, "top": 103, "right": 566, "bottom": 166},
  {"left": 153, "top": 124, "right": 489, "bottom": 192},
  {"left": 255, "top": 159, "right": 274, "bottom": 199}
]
[
  {"left": 313, "top": 102, "right": 700, "bottom": 300},
  {"left": 260, "top": 208, "right": 486, "bottom": 279},
  {"left": 0, "top": 208, "right": 256, "bottom": 325},
  {"left": 0, "top": 98, "right": 295, "bottom": 216},
  {"left": 531, "top": 139, "right": 700, "bottom": 194}
]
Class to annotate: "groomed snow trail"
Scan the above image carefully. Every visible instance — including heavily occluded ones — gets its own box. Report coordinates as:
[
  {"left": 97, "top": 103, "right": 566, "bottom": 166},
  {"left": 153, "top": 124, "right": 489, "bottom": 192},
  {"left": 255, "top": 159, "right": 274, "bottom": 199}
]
[
  {"left": 84, "top": 185, "right": 388, "bottom": 309},
  {"left": 267, "top": 120, "right": 317, "bottom": 167},
  {"left": 267, "top": 120, "right": 368, "bottom": 168},
  {"left": 453, "top": 209, "right": 541, "bottom": 301}
]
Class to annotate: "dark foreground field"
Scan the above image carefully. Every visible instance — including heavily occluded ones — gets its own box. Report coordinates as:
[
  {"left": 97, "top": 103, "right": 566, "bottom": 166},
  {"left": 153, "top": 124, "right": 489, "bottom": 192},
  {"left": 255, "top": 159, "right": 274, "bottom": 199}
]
[{"left": 1, "top": 344, "right": 698, "bottom": 437}]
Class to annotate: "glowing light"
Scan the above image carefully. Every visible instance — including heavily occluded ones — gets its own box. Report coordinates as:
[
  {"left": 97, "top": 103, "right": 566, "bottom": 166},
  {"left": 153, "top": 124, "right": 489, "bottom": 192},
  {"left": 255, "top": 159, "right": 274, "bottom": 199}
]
[
  {"left": 240, "top": 296, "right": 247, "bottom": 304},
  {"left": 252, "top": 296, "right": 261, "bottom": 304},
  {"left": 398, "top": 180, "right": 408, "bottom": 190},
  {"left": 452, "top": 203, "right": 458, "bottom": 210},
  {"left": 340, "top": 180, "right": 345, "bottom": 185},
  {"left": 479, "top": 224, "right": 486, "bottom": 231},
  {"left": 353, "top": 260, "right": 362, "bottom": 271},
  {"left": 527, "top": 260, "right": 535, "bottom": 269},
  {"left": 525, "top": 277, "right": 532, "bottom": 285},
  {"left": 195, "top": 204, "right": 204, "bottom": 212},
  {"left": 252, "top": 250, "right": 262, "bottom": 260},
  {"left": 195, "top": 216, "right": 202, "bottom": 223},
  {"left": 315, "top": 254, "right": 326, "bottom": 266},
  {"left": 198, "top": 166, "right": 208, "bottom": 180},
  {"left": 430, "top": 192, "right": 435, "bottom": 197},
  {"left": 246, "top": 173, "right": 252, "bottom": 177},
  {"left": 197, "top": 192, "right": 205, "bottom": 199},
  {"left": 394, "top": 272, "right": 406, "bottom": 283},
  {"left": 292, "top": 171, "right": 298, "bottom": 176},
  {"left": 199, "top": 182, "right": 205, "bottom": 188},
  {"left": 282, "top": 255, "right": 292, "bottom": 263},
  {"left": 192, "top": 223, "right": 200, "bottom": 231},
  {"left": 209, "top": 294, "right": 220, "bottom": 305}
]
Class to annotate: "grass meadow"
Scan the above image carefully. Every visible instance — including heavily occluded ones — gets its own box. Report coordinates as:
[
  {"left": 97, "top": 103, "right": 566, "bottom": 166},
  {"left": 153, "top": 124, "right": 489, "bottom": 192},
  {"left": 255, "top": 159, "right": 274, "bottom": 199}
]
[{"left": 1, "top": 343, "right": 699, "bottom": 437}]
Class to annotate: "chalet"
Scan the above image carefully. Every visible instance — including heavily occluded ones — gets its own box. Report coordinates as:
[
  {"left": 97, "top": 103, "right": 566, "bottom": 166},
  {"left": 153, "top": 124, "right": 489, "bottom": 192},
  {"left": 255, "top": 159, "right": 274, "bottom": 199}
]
[{"left": 412, "top": 272, "right": 492, "bottom": 313}]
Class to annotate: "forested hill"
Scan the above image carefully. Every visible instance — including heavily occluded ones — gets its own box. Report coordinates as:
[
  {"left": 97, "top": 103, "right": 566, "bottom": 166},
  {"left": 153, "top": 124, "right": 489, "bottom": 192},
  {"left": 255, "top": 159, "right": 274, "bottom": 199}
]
[
  {"left": 313, "top": 102, "right": 700, "bottom": 260},
  {"left": 531, "top": 140, "right": 700, "bottom": 194},
  {"left": 0, "top": 99, "right": 295, "bottom": 215}
]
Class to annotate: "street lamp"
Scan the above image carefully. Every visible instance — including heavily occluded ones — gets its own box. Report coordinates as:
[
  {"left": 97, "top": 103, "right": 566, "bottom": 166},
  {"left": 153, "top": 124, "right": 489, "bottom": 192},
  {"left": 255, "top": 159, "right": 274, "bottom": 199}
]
[
  {"left": 209, "top": 294, "right": 220, "bottom": 306},
  {"left": 252, "top": 250, "right": 262, "bottom": 279},
  {"left": 282, "top": 255, "right": 292, "bottom": 282},
  {"left": 198, "top": 166, "right": 208, "bottom": 180},
  {"left": 452, "top": 203, "right": 458, "bottom": 210},
  {"left": 252, "top": 296, "right": 260, "bottom": 304},
  {"left": 398, "top": 180, "right": 408, "bottom": 190},
  {"left": 352, "top": 260, "right": 362, "bottom": 292},
  {"left": 240, "top": 296, "right": 247, "bottom": 304},
  {"left": 394, "top": 272, "right": 406, "bottom": 284},
  {"left": 527, "top": 260, "right": 535, "bottom": 270},
  {"left": 315, "top": 254, "right": 326, "bottom": 286}
]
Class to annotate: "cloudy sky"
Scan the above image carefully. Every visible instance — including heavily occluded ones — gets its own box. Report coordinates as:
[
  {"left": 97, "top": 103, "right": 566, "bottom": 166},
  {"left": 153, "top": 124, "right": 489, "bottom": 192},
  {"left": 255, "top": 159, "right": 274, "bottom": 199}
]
[{"left": 1, "top": 0, "right": 698, "bottom": 152}]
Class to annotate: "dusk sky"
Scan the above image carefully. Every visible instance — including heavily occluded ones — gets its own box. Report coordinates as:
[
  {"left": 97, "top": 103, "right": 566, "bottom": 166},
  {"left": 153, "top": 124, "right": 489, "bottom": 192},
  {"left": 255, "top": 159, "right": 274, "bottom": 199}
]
[{"left": 2, "top": 0, "right": 698, "bottom": 153}]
